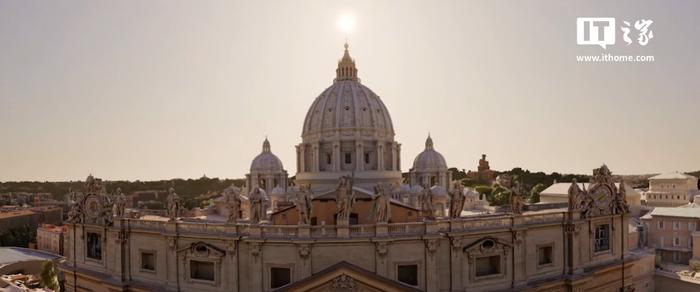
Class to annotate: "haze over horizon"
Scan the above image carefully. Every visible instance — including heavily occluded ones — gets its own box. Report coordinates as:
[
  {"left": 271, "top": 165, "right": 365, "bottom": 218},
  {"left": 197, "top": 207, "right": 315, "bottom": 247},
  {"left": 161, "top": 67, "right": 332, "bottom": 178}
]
[{"left": 1, "top": 1, "right": 699, "bottom": 182}]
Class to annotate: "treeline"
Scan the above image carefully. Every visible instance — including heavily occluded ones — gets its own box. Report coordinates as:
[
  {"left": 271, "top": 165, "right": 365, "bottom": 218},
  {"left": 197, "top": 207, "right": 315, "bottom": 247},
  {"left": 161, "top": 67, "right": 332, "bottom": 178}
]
[
  {"left": 449, "top": 167, "right": 591, "bottom": 206},
  {"left": 0, "top": 177, "right": 246, "bottom": 209}
]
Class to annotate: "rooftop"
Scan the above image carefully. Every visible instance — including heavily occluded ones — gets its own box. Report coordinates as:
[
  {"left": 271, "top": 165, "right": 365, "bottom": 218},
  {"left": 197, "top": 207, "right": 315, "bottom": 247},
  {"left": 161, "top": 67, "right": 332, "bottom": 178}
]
[
  {"left": 0, "top": 247, "right": 60, "bottom": 268},
  {"left": 640, "top": 206, "right": 700, "bottom": 219},
  {"left": 649, "top": 173, "right": 698, "bottom": 180}
]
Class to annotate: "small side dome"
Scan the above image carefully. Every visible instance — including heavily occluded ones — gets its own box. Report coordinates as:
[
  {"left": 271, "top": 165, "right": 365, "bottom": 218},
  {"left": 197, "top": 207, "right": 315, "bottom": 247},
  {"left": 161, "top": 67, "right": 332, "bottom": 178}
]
[
  {"left": 410, "top": 184, "right": 424, "bottom": 194},
  {"left": 270, "top": 186, "right": 286, "bottom": 197},
  {"left": 412, "top": 135, "right": 447, "bottom": 172},
  {"left": 399, "top": 183, "right": 411, "bottom": 194},
  {"left": 430, "top": 185, "right": 448, "bottom": 197},
  {"left": 250, "top": 138, "right": 285, "bottom": 173}
]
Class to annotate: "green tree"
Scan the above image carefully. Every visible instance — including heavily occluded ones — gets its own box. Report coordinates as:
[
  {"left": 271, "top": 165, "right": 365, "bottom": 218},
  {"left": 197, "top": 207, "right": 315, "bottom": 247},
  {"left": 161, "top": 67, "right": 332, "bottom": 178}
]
[
  {"left": 529, "top": 183, "right": 546, "bottom": 203},
  {"left": 474, "top": 185, "right": 493, "bottom": 201},
  {"left": 491, "top": 185, "right": 511, "bottom": 206},
  {"left": 40, "top": 260, "right": 60, "bottom": 292}
]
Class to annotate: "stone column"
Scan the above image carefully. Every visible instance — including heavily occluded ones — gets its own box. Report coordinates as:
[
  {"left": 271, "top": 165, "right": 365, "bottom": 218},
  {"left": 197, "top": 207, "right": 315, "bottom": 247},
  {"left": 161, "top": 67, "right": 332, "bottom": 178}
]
[
  {"left": 247, "top": 242, "right": 263, "bottom": 291},
  {"left": 377, "top": 143, "right": 384, "bottom": 171},
  {"left": 512, "top": 229, "right": 527, "bottom": 288},
  {"left": 425, "top": 238, "right": 440, "bottom": 292},
  {"left": 312, "top": 143, "right": 320, "bottom": 172},
  {"left": 391, "top": 143, "right": 398, "bottom": 171},
  {"left": 355, "top": 142, "right": 364, "bottom": 171},
  {"left": 299, "top": 144, "right": 306, "bottom": 173},
  {"left": 297, "top": 243, "right": 312, "bottom": 279},
  {"left": 375, "top": 241, "right": 389, "bottom": 278},
  {"left": 450, "top": 238, "right": 462, "bottom": 290},
  {"left": 333, "top": 142, "right": 341, "bottom": 171}
]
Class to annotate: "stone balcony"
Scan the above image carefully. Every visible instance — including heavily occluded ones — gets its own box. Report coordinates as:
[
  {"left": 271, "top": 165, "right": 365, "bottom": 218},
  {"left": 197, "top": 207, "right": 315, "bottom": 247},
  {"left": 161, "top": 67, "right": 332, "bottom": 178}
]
[{"left": 114, "top": 211, "right": 568, "bottom": 240}]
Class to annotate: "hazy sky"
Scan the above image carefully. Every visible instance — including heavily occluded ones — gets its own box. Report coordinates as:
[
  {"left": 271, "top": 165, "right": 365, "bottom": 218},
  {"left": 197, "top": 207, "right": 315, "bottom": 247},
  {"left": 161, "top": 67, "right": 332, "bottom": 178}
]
[{"left": 1, "top": 1, "right": 698, "bottom": 181}]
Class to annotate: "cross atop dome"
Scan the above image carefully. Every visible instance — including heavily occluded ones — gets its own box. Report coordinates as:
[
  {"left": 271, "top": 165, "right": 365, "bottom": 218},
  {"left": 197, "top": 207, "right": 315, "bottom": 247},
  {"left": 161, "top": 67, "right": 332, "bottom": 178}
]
[
  {"left": 335, "top": 42, "right": 358, "bottom": 81},
  {"left": 262, "top": 137, "right": 271, "bottom": 153},
  {"left": 425, "top": 134, "right": 434, "bottom": 150}
]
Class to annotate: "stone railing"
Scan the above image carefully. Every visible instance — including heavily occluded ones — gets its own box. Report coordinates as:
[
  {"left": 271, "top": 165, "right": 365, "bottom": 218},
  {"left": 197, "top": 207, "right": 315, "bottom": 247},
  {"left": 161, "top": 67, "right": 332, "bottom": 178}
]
[
  {"left": 388, "top": 222, "right": 426, "bottom": 235},
  {"left": 119, "top": 211, "right": 570, "bottom": 239}
]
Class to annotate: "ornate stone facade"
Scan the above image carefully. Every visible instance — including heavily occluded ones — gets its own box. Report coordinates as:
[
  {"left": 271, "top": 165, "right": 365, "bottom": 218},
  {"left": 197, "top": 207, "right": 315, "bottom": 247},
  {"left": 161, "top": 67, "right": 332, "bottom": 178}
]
[{"left": 59, "top": 44, "right": 654, "bottom": 292}]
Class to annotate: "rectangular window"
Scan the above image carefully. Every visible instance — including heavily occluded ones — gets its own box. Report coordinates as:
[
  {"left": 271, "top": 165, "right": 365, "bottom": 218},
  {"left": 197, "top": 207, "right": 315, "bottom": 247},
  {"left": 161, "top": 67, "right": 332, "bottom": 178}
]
[
  {"left": 397, "top": 264, "right": 418, "bottom": 286},
  {"left": 673, "top": 221, "right": 680, "bottom": 230},
  {"left": 190, "top": 260, "right": 215, "bottom": 282},
  {"left": 326, "top": 153, "right": 332, "bottom": 164},
  {"left": 270, "top": 267, "right": 291, "bottom": 289},
  {"left": 86, "top": 232, "right": 102, "bottom": 260},
  {"left": 594, "top": 224, "right": 610, "bottom": 252},
  {"left": 344, "top": 153, "right": 352, "bottom": 164},
  {"left": 537, "top": 245, "right": 553, "bottom": 266},
  {"left": 658, "top": 221, "right": 664, "bottom": 230},
  {"left": 141, "top": 252, "right": 155, "bottom": 272},
  {"left": 674, "top": 237, "right": 680, "bottom": 247},
  {"left": 364, "top": 152, "right": 370, "bottom": 164},
  {"left": 689, "top": 222, "right": 696, "bottom": 231},
  {"left": 475, "top": 255, "right": 500, "bottom": 277}
]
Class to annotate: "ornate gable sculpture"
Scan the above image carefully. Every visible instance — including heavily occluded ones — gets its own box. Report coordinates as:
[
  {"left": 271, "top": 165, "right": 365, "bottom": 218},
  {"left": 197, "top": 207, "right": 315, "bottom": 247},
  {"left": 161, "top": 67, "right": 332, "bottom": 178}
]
[
  {"left": 574, "top": 165, "right": 630, "bottom": 218},
  {"left": 70, "top": 175, "right": 115, "bottom": 226}
]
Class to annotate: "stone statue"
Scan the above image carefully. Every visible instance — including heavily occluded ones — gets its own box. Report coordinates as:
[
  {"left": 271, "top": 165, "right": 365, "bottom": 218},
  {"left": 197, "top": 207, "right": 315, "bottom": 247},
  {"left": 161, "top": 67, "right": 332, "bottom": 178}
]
[
  {"left": 579, "top": 183, "right": 594, "bottom": 218},
  {"left": 99, "top": 183, "right": 113, "bottom": 225},
  {"left": 567, "top": 179, "right": 582, "bottom": 211},
  {"left": 510, "top": 179, "right": 524, "bottom": 215},
  {"left": 611, "top": 181, "right": 630, "bottom": 215},
  {"left": 295, "top": 185, "right": 313, "bottom": 225},
  {"left": 336, "top": 176, "right": 355, "bottom": 223},
  {"left": 419, "top": 184, "right": 435, "bottom": 220},
  {"left": 223, "top": 185, "right": 242, "bottom": 223},
  {"left": 249, "top": 187, "right": 265, "bottom": 223},
  {"left": 370, "top": 184, "right": 391, "bottom": 223},
  {"left": 113, "top": 187, "right": 127, "bottom": 219},
  {"left": 166, "top": 187, "right": 180, "bottom": 221},
  {"left": 67, "top": 188, "right": 84, "bottom": 223},
  {"left": 449, "top": 181, "right": 465, "bottom": 218}
]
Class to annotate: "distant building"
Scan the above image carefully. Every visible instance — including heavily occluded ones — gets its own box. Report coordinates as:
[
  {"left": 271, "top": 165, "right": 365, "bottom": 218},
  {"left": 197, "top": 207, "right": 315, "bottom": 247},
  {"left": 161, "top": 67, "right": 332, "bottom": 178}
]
[
  {"left": 36, "top": 224, "right": 66, "bottom": 255},
  {"left": 466, "top": 154, "right": 495, "bottom": 183},
  {"left": 645, "top": 173, "right": 700, "bottom": 207},
  {"left": 0, "top": 206, "right": 63, "bottom": 244},
  {"left": 641, "top": 204, "right": 700, "bottom": 264},
  {"left": 128, "top": 190, "right": 168, "bottom": 209}
]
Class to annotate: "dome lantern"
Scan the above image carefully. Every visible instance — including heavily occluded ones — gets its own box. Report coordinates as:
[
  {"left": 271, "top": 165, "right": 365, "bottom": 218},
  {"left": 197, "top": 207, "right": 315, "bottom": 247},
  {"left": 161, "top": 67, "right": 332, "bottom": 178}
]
[{"left": 335, "top": 42, "right": 358, "bottom": 81}]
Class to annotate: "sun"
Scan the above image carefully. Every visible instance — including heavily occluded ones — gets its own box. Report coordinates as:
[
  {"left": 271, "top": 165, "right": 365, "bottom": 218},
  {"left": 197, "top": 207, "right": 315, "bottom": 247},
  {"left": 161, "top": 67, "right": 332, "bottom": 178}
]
[{"left": 337, "top": 14, "right": 356, "bottom": 34}]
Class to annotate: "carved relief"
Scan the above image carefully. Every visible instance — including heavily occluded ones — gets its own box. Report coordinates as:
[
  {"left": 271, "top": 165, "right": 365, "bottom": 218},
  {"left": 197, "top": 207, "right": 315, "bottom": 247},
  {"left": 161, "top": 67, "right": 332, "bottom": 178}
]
[
  {"left": 426, "top": 239, "right": 440, "bottom": 255},
  {"left": 331, "top": 274, "right": 358, "bottom": 291},
  {"left": 249, "top": 242, "right": 262, "bottom": 257},
  {"left": 298, "top": 244, "right": 311, "bottom": 258},
  {"left": 375, "top": 241, "right": 388, "bottom": 256}
]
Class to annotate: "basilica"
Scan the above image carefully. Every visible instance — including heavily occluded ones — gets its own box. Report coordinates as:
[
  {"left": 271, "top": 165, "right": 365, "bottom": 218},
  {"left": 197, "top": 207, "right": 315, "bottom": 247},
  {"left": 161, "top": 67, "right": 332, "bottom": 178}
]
[{"left": 60, "top": 43, "right": 655, "bottom": 292}]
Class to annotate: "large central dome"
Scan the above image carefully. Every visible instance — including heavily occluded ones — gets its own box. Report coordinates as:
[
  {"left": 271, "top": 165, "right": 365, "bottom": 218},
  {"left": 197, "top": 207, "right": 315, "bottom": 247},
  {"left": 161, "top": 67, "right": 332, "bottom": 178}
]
[
  {"left": 295, "top": 43, "right": 402, "bottom": 192},
  {"left": 301, "top": 43, "right": 394, "bottom": 141}
]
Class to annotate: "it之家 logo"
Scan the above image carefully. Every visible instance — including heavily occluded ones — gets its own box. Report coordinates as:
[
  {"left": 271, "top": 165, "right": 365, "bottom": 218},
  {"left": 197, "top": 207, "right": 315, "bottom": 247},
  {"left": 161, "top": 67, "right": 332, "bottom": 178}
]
[{"left": 577, "top": 17, "right": 654, "bottom": 49}]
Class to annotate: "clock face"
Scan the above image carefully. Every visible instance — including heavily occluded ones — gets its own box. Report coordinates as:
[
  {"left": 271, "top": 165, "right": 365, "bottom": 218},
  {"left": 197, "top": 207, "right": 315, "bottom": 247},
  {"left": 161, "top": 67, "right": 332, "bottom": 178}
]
[
  {"left": 84, "top": 195, "right": 101, "bottom": 219},
  {"left": 592, "top": 185, "right": 613, "bottom": 215}
]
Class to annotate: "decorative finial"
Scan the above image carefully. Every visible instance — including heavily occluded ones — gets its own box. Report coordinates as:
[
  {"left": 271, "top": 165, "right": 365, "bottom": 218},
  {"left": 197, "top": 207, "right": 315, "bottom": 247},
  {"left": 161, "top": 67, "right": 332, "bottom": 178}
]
[
  {"left": 335, "top": 42, "right": 358, "bottom": 81},
  {"left": 262, "top": 137, "right": 271, "bottom": 153},
  {"left": 425, "top": 134, "right": 434, "bottom": 150}
]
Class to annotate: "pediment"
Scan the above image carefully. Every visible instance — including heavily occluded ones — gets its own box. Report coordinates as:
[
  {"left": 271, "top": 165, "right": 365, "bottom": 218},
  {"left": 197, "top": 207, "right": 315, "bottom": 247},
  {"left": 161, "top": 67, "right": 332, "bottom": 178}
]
[
  {"left": 462, "top": 237, "right": 511, "bottom": 257},
  {"left": 275, "top": 261, "right": 421, "bottom": 292},
  {"left": 177, "top": 241, "right": 225, "bottom": 258}
]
